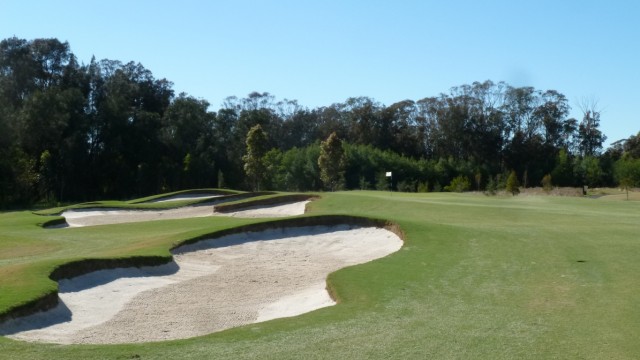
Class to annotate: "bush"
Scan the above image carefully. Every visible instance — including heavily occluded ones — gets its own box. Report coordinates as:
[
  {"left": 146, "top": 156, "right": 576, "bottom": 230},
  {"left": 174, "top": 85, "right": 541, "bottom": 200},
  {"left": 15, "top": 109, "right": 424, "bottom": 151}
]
[
  {"left": 417, "top": 181, "right": 429, "bottom": 193},
  {"left": 444, "top": 176, "right": 470, "bottom": 193},
  {"left": 398, "top": 179, "right": 417, "bottom": 192},
  {"left": 433, "top": 181, "right": 442, "bottom": 192},
  {"left": 541, "top": 174, "right": 553, "bottom": 193},
  {"left": 506, "top": 171, "right": 520, "bottom": 196},
  {"left": 376, "top": 173, "right": 390, "bottom": 191},
  {"left": 485, "top": 177, "right": 497, "bottom": 196}
]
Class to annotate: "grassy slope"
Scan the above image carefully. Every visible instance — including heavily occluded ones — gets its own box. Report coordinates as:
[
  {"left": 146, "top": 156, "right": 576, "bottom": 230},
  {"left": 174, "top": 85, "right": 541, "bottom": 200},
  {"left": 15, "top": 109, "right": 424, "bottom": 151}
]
[{"left": 1, "top": 191, "right": 640, "bottom": 359}]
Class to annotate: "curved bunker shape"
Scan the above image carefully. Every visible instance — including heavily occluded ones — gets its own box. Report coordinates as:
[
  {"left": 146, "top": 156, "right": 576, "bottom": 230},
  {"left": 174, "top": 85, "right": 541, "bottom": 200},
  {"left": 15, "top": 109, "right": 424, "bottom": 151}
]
[
  {"left": 1, "top": 219, "right": 403, "bottom": 344},
  {"left": 51, "top": 201, "right": 311, "bottom": 228}
]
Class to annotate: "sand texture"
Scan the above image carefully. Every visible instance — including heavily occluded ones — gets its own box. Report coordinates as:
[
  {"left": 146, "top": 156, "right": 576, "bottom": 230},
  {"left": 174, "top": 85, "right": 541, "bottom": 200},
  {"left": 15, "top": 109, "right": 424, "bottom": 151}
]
[
  {"left": 1, "top": 225, "right": 402, "bottom": 344},
  {"left": 55, "top": 201, "right": 310, "bottom": 228}
]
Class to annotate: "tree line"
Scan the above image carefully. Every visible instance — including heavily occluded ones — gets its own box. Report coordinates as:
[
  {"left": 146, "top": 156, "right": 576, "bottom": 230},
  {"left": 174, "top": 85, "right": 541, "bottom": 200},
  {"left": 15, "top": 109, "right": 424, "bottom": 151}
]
[{"left": 1, "top": 37, "right": 639, "bottom": 206}]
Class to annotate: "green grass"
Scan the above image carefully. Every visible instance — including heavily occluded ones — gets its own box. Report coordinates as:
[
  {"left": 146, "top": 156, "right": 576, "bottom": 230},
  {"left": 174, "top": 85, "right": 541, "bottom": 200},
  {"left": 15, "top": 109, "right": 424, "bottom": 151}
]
[{"left": 1, "top": 191, "right": 640, "bottom": 359}]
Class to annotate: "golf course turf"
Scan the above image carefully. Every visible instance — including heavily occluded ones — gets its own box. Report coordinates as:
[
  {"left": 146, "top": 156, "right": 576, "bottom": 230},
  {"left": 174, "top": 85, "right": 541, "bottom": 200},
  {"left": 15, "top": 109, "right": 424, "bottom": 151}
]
[{"left": 0, "top": 190, "right": 639, "bottom": 359}]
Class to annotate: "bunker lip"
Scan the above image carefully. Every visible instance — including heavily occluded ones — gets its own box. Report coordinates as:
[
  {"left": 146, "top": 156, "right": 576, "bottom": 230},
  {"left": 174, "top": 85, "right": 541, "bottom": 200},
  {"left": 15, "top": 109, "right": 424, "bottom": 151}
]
[
  {"left": 0, "top": 217, "right": 403, "bottom": 344},
  {"left": 143, "top": 193, "right": 223, "bottom": 203}
]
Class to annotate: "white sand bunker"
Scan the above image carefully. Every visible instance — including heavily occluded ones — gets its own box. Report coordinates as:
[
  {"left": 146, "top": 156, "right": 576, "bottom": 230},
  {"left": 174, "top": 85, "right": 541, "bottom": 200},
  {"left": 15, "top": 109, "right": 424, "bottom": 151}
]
[
  {"left": 57, "top": 201, "right": 310, "bottom": 227},
  {"left": 2, "top": 225, "right": 402, "bottom": 344}
]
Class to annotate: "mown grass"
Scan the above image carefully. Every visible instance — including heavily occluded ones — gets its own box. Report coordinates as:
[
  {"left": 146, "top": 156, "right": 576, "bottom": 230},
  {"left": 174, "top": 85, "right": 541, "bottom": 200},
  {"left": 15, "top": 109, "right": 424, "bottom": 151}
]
[{"left": 1, "top": 191, "right": 640, "bottom": 359}]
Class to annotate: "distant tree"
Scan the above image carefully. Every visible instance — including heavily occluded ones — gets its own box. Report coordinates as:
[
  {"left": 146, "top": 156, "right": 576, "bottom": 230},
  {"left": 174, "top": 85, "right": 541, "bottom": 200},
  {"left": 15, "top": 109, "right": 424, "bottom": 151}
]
[
  {"left": 376, "top": 172, "right": 390, "bottom": 191},
  {"left": 622, "top": 132, "right": 640, "bottom": 159},
  {"left": 445, "top": 175, "right": 470, "bottom": 192},
  {"left": 541, "top": 174, "right": 553, "bottom": 193},
  {"left": 577, "top": 98, "right": 607, "bottom": 157},
  {"left": 614, "top": 157, "right": 640, "bottom": 200},
  {"left": 506, "top": 171, "right": 520, "bottom": 196},
  {"left": 243, "top": 124, "right": 268, "bottom": 191},
  {"left": 485, "top": 176, "right": 497, "bottom": 196},
  {"left": 318, "top": 132, "right": 345, "bottom": 191},
  {"left": 217, "top": 169, "right": 226, "bottom": 189},
  {"left": 575, "top": 156, "right": 602, "bottom": 187},
  {"left": 474, "top": 172, "right": 482, "bottom": 191},
  {"left": 551, "top": 149, "right": 575, "bottom": 186}
]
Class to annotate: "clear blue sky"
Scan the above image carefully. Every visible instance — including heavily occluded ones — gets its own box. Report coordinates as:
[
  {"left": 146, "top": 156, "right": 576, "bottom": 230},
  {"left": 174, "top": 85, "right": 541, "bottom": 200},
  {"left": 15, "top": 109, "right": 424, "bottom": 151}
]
[{"left": 2, "top": 0, "right": 638, "bottom": 146}]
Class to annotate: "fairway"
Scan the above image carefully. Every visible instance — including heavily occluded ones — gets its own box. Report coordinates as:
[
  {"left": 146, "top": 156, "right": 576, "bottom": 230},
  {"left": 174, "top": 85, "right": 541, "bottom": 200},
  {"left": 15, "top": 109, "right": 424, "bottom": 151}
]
[{"left": 1, "top": 191, "right": 639, "bottom": 359}]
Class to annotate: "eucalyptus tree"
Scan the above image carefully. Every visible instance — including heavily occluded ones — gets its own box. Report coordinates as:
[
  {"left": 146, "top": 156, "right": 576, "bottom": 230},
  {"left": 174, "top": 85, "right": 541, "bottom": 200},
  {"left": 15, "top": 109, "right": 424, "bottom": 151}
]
[
  {"left": 577, "top": 99, "right": 606, "bottom": 157},
  {"left": 243, "top": 124, "right": 268, "bottom": 191},
  {"left": 318, "top": 132, "right": 345, "bottom": 191}
]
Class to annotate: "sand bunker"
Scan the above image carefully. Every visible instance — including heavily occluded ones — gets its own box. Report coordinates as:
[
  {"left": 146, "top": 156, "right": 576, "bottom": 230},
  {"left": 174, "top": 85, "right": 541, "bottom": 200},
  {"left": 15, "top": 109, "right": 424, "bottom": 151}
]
[
  {"left": 1, "top": 225, "right": 402, "bottom": 344},
  {"left": 55, "top": 201, "right": 310, "bottom": 227}
]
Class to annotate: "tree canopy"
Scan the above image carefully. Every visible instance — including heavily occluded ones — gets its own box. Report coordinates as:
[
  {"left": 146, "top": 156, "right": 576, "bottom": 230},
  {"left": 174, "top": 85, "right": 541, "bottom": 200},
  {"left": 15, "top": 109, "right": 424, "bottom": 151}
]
[
  {"left": 318, "top": 132, "right": 345, "bottom": 191},
  {"left": 0, "top": 37, "right": 637, "bottom": 207}
]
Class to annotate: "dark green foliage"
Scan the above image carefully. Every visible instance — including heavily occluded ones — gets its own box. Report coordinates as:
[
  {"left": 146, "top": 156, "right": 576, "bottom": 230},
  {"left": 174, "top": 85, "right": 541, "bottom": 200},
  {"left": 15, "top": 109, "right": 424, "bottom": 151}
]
[
  {"left": 0, "top": 37, "right": 630, "bottom": 205},
  {"left": 318, "top": 132, "right": 345, "bottom": 191},
  {"left": 397, "top": 179, "right": 417, "bottom": 192},
  {"left": 485, "top": 176, "right": 497, "bottom": 196},
  {"left": 376, "top": 172, "right": 390, "bottom": 191},
  {"left": 242, "top": 125, "right": 268, "bottom": 191}
]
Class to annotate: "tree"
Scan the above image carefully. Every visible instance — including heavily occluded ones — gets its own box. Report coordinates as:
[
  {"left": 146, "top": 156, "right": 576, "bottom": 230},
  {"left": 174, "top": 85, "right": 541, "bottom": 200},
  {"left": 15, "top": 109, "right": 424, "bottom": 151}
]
[
  {"left": 575, "top": 156, "right": 602, "bottom": 187},
  {"left": 541, "top": 174, "right": 553, "bottom": 193},
  {"left": 242, "top": 124, "right": 268, "bottom": 191},
  {"left": 577, "top": 98, "right": 606, "bottom": 157},
  {"left": 318, "top": 132, "right": 345, "bottom": 191},
  {"left": 614, "top": 157, "right": 640, "bottom": 200},
  {"left": 506, "top": 170, "right": 520, "bottom": 196},
  {"left": 445, "top": 175, "right": 470, "bottom": 192},
  {"left": 622, "top": 132, "right": 640, "bottom": 158}
]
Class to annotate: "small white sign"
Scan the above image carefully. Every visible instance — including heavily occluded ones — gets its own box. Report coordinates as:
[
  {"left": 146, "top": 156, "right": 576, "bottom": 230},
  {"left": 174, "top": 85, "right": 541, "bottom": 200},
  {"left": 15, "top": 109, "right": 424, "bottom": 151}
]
[{"left": 385, "top": 172, "right": 392, "bottom": 177}]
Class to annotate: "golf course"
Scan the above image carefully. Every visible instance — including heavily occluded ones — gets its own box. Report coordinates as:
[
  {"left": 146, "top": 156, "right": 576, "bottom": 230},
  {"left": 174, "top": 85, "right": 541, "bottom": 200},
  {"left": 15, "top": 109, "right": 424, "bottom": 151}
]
[{"left": 0, "top": 189, "right": 638, "bottom": 359}]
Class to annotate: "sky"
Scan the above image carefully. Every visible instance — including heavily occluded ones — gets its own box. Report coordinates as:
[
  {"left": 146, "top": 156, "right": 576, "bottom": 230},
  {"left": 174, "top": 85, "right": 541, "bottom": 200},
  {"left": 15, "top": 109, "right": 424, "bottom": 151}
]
[{"left": 1, "top": 0, "right": 639, "bottom": 146}]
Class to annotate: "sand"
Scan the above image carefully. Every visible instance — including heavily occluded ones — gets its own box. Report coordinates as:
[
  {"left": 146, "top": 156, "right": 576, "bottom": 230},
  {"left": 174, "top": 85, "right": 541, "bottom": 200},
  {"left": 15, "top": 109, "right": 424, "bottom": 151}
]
[
  {"left": 1, "top": 225, "right": 402, "bottom": 344},
  {"left": 55, "top": 201, "right": 310, "bottom": 227}
]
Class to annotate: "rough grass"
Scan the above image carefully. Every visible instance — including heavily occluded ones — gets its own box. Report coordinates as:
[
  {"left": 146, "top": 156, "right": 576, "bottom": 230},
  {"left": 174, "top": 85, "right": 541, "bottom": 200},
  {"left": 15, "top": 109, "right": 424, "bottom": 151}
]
[{"left": 1, "top": 191, "right": 640, "bottom": 359}]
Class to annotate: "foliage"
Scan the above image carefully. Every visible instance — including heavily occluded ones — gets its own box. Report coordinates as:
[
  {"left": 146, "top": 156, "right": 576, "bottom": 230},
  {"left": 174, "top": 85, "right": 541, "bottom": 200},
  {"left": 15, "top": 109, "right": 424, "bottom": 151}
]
[
  {"left": 541, "top": 174, "right": 553, "bottom": 193},
  {"left": 444, "top": 175, "right": 470, "bottom": 192},
  {"left": 506, "top": 170, "right": 520, "bottom": 195},
  {"left": 485, "top": 176, "right": 497, "bottom": 196},
  {"left": 397, "top": 179, "right": 417, "bottom": 192},
  {"left": 574, "top": 156, "right": 602, "bottom": 187},
  {"left": 0, "top": 36, "right": 631, "bottom": 206},
  {"left": 577, "top": 105, "right": 607, "bottom": 157},
  {"left": 242, "top": 124, "right": 268, "bottom": 191},
  {"left": 318, "top": 132, "right": 345, "bottom": 191},
  {"left": 614, "top": 157, "right": 640, "bottom": 200},
  {"left": 417, "top": 181, "right": 429, "bottom": 193},
  {"left": 376, "top": 172, "right": 390, "bottom": 191}
]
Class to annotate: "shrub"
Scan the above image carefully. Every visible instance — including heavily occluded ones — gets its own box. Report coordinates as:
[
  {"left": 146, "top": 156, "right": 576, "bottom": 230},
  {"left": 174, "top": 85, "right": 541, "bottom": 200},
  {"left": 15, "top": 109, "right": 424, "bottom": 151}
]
[
  {"left": 433, "top": 181, "right": 442, "bottom": 192},
  {"left": 541, "top": 174, "right": 553, "bottom": 193},
  {"left": 398, "top": 179, "right": 417, "bottom": 192},
  {"left": 376, "top": 173, "right": 390, "bottom": 191},
  {"left": 444, "top": 176, "right": 470, "bottom": 193},
  {"left": 417, "top": 181, "right": 429, "bottom": 193},
  {"left": 485, "top": 177, "right": 497, "bottom": 196},
  {"left": 506, "top": 171, "right": 520, "bottom": 196}
]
